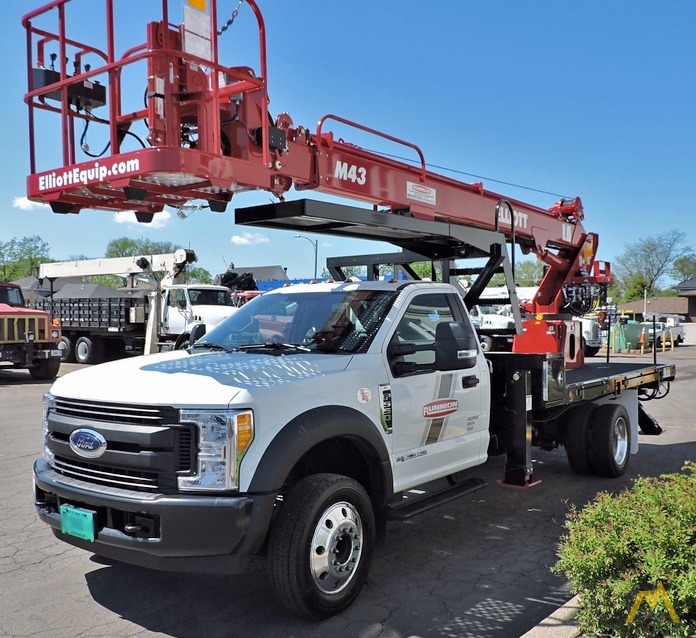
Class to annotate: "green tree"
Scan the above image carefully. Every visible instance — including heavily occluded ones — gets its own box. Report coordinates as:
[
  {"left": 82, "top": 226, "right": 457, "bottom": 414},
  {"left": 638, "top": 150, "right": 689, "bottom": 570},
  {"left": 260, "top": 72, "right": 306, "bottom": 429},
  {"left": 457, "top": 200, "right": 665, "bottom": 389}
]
[
  {"left": 670, "top": 254, "right": 696, "bottom": 284},
  {"left": 514, "top": 259, "right": 544, "bottom": 286},
  {"left": 0, "top": 238, "right": 18, "bottom": 280},
  {"left": 622, "top": 274, "right": 651, "bottom": 302},
  {"left": 1, "top": 235, "right": 51, "bottom": 280},
  {"left": 186, "top": 266, "right": 213, "bottom": 284},
  {"left": 613, "top": 231, "right": 691, "bottom": 295},
  {"left": 105, "top": 237, "right": 181, "bottom": 258}
]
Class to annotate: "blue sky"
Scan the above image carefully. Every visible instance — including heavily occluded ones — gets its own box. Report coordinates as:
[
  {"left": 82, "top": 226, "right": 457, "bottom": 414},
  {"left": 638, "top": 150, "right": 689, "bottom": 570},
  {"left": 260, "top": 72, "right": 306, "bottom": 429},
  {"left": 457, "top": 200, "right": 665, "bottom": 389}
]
[{"left": 2, "top": 1, "right": 695, "bottom": 280}]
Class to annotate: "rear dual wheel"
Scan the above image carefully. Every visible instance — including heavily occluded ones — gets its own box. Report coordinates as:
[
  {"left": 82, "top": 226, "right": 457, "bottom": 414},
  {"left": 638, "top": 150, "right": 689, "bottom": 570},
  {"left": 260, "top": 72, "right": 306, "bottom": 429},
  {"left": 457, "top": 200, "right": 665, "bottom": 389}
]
[
  {"left": 75, "top": 336, "right": 104, "bottom": 365},
  {"left": 58, "top": 336, "right": 76, "bottom": 363},
  {"left": 589, "top": 404, "right": 630, "bottom": 477},
  {"left": 565, "top": 403, "right": 630, "bottom": 478}
]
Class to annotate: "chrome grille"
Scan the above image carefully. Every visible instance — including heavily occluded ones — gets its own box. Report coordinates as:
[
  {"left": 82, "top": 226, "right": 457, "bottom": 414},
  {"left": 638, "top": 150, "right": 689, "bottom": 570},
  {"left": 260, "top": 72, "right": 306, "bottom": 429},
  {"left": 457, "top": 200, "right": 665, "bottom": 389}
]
[
  {"left": 54, "top": 397, "right": 179, "bottom": 426},
  {"left": 53, "top": 456, "right": 159, "bottom": 491},
  {"left": 49, "top": 398, "right": 194, "bottom": 493}
]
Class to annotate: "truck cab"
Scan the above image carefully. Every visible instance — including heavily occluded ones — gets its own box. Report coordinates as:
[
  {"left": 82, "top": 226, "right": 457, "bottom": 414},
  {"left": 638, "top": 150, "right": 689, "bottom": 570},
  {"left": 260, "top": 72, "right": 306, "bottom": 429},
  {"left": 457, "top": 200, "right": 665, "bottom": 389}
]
[
  {"left": 35, "top": 280, "right": 489, "bottom": 617},
  {"left": 161, "top": 284, "right": 238, "bottom": 338},
  {"left": 0, "top": 282, "right": 62, "bottom": 379},
  {"left": 469, "top": 303, "right": 516, "bottom": 352}
]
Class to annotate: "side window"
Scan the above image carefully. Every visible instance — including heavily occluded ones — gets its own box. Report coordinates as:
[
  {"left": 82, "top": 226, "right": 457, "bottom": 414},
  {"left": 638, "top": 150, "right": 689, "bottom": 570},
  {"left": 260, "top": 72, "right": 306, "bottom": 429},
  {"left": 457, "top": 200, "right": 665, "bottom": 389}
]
[{"left": 389, "top": 293, "right": 456, "bottom": 373}]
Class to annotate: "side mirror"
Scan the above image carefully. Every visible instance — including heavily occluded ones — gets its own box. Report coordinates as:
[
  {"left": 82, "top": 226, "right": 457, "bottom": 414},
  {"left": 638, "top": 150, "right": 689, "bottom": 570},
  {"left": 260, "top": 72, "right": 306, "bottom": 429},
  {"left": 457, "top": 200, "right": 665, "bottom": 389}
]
[
  {"left": 435, "top": 322, "right": 478, "bottom": 370},
  {"left": 189, "top": 322, "right": 207, "bottom": 345}
]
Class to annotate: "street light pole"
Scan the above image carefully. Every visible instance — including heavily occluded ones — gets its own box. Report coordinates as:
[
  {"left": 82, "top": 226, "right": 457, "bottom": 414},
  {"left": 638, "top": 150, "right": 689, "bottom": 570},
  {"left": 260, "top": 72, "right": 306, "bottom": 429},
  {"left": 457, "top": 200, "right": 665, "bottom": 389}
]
[{"left": 294, "top": 234, "right": 318, "bottom": 279}]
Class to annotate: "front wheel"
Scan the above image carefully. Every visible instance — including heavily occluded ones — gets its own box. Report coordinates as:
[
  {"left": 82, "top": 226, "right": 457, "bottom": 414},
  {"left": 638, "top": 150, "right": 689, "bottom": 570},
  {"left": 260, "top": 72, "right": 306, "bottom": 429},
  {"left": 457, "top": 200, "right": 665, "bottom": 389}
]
[
  {"left": 268, "top": 474, "right": 375, "bottom": 620},
  {"left": 479, "top": 335, "right": 494, "bottom": 352},
  {"left": 174, "top": 333, "right": 190, "bottom": 350},
  {"left": 29, "top": 358, "right": 60, "bottom": 380},
  {"left": 582, "top": 339, "right": 601, "bottom": 357}
]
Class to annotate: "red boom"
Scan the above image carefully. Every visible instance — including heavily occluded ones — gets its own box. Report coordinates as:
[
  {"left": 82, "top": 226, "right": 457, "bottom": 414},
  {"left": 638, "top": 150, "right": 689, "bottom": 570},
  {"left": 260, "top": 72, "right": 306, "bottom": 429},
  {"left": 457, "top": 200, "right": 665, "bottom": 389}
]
[{"left": 23, "top": 0, "right": 611, "bottom": 316}]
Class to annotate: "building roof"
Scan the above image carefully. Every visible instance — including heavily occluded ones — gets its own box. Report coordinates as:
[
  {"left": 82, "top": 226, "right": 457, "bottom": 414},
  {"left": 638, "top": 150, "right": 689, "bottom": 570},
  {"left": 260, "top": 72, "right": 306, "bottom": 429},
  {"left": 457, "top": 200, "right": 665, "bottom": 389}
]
[
  {"left": 675, "top": 277, "right": 696, "bottom": 291},
  {"left": 618, "top": 296, "right": 688, "bottom": 317},
  {"left": 12, "top": 275, "right": 83, "bottom": 296}
]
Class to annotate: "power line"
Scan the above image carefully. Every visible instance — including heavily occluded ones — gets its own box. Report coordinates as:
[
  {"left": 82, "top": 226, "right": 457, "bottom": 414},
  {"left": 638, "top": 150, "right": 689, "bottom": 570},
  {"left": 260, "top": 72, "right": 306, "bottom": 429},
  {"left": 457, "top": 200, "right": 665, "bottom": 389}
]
[{"left": 362, "top": 147, "right": 570, "bottom": 200}]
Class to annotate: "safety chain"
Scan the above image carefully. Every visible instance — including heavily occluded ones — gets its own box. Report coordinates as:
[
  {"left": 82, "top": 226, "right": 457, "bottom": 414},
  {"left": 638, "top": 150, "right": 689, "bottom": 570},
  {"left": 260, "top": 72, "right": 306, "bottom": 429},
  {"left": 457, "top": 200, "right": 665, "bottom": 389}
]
[{"left": 218, "top": 0, "right": 245, "bottom": 35}]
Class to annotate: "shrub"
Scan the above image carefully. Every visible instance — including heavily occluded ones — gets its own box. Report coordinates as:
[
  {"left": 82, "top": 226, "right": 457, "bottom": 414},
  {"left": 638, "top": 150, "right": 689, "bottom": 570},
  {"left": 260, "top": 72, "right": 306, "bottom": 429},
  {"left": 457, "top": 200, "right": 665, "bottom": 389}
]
[{"left": 553, "top": 462, "right": 695, "bottom": 637}]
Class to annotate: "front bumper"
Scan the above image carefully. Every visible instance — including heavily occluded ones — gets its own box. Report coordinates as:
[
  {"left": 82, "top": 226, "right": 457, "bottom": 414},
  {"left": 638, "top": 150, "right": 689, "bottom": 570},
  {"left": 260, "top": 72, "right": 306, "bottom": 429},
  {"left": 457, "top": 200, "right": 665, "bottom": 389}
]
[
  {"left": 33, "top": 459, "right": 276, "bottom": 574},
  {"left": 0, "top": 345, "right": 62, "bottom": 364}
]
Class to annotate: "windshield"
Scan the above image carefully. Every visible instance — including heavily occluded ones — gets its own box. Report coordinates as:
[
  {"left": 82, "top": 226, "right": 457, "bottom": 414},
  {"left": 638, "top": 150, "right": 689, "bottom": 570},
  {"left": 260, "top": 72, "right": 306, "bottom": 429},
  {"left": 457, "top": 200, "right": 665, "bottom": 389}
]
[
  {"left": 0, "top": 286, "right": 25, "bottom": 307},
  {"left": 195, "top": 288, "right": 398, "bottom": 354},
  {"left": 188, "top": 288, "right": 235, "bottom": 307}
]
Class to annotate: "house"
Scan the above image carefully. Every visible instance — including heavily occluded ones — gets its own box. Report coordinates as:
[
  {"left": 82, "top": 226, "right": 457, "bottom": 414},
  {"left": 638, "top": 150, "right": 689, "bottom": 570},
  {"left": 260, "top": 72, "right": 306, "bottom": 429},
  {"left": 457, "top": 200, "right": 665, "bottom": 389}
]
[
  {"left": 674, "top": 278, "right": 696, "bottom": 323},
  {"left": 617, "top": 296, "right": 690, "bottom": 322}
]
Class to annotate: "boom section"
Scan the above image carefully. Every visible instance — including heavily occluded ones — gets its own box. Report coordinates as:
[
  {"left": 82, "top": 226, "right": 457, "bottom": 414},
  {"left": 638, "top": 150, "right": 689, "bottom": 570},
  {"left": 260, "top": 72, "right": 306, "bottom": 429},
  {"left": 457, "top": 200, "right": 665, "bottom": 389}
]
[{"left": 23, "top": 0, "right": 610, "bottom": 314}]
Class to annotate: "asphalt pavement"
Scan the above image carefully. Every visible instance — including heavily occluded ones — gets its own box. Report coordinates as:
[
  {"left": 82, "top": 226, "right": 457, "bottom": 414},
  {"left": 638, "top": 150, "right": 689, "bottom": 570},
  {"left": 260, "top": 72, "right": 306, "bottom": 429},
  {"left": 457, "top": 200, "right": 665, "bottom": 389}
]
[{"left": 1, "top": 344, "right": 694, "bottom": 638}]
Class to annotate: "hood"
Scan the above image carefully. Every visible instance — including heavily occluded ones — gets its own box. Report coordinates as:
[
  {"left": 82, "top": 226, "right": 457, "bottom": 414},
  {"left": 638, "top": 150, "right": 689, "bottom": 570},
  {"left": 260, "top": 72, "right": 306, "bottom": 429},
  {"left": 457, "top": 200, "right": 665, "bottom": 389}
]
[
  {"left": 1, "top": 304, "right": 48, "bottom": 316},
  {"left": 50, "top": 349, "right": 353, "bottom": 407}
]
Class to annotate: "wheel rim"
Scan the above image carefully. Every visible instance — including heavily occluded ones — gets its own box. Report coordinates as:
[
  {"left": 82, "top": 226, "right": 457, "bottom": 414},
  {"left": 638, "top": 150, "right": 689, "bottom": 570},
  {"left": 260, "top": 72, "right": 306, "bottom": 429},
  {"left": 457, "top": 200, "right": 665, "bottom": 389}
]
[
  {"left": 58, "top": 340, "right": 69, "bottom": 362},
  {"left": 76, "top": 342, "right": 89, "bottom": 361},
  {"left": 612, "top": 416, "right": 629, "bottom": 466},
  {"left": 309, "top": 501, "right": 363, "bottom": 595}
]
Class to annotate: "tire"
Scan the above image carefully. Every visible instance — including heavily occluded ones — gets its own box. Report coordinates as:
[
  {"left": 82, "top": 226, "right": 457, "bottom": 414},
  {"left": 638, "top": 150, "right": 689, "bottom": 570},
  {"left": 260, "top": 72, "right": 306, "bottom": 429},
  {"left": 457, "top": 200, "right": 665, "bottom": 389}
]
[
  {"left": 75, "top": 336, "right": 104, "bottom": 365},
  {"left": 59, "top": 336, "right": 75, "bottom": 363},
  {"left": 29, "top": 358, "right": 60, "bottom": 380},
  {"left": 268, "top": 473, "right": 375, "bottom": 620},
  {"left": 564, "top": 404, "right": 596, "bottom": 475},
  {"left": 588, "top": 404, "right": 631, "bottom": 478},
  {"left": 582, "top": 339, "right": 600, "bottom": 357},
  {"left": 479, "top": 335, "right": 494, "bottom": 352},
  {"left": 174, "top": 334, "right": 190, "bottom": 350}
]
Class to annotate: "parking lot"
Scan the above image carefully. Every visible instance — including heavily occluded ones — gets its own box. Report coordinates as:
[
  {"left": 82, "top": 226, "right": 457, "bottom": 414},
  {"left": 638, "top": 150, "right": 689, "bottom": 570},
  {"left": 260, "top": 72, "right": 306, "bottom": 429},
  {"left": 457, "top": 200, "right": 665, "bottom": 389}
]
[{"left": 1, "top": 347, "right": 694, "bottom": 638}]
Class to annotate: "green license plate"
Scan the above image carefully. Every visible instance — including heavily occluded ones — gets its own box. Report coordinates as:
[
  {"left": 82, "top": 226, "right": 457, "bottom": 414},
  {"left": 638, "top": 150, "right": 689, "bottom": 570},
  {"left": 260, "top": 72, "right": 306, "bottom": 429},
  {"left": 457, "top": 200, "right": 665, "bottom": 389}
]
[{"left": 60, "top": 504, "right": 96, "bottom": 542}]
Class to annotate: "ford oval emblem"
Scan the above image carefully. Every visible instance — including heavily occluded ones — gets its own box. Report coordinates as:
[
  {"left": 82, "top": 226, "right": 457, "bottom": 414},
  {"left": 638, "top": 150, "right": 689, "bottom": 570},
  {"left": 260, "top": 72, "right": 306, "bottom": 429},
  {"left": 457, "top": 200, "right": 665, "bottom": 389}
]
[{"left": 69, "top": 428, "right": 107, "bottom": 459}]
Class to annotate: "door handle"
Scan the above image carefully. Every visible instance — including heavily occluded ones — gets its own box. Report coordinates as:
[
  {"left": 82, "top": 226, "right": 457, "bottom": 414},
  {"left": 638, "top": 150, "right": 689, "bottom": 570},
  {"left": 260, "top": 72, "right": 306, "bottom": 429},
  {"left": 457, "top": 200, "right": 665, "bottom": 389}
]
[{"left": 462, "top": 375, "right": 479, "bottom": 389}]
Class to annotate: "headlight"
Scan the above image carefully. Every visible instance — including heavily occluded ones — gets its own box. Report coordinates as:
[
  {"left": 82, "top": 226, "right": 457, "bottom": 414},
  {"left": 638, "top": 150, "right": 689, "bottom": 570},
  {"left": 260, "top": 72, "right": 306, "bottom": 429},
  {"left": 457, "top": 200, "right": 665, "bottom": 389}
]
[
  {"left": 51, "top": 329, "right": 60, "bottom": 340},
  {"left": 42, "top": 393, "right": 56, "bottom": 465},
  {"left": 178, "top": 409, "right": 254, "bottom": 491}
]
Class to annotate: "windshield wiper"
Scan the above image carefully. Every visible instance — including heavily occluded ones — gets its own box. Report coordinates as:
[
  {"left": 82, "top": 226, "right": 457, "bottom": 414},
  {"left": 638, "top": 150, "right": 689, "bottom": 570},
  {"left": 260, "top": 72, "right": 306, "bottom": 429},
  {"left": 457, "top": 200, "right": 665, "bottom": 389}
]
[
  {"left": 189, "top": 342, "right": 235, "bottom": 353},
  {"left": 237, "top": 343, "right": 311, "bottom": 355}
]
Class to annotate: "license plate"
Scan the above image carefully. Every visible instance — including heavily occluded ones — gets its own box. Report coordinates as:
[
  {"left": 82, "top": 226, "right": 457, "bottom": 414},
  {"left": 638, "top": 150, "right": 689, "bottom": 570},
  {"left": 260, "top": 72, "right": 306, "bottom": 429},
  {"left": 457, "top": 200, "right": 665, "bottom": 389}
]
[
  {"left": 60, "top": 504, "right": 96, "bottom": 542},
  {"left": 50, "top": 349, "right": 62, "bottom": 357}
]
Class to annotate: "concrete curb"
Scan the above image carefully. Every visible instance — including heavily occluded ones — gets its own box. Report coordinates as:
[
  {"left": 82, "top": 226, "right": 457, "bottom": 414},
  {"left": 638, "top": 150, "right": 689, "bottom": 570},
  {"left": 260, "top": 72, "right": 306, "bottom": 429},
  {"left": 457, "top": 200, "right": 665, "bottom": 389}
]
[{"left": 519, "top": 595, "right": 582, "bottom": 638}]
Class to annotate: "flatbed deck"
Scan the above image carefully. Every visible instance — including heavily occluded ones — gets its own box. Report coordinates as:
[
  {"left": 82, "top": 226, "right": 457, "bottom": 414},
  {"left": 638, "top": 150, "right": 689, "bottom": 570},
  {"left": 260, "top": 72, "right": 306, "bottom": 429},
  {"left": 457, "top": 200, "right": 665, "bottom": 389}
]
[{"left": 565, "top": 360, "right": 675, "bottom": 403}]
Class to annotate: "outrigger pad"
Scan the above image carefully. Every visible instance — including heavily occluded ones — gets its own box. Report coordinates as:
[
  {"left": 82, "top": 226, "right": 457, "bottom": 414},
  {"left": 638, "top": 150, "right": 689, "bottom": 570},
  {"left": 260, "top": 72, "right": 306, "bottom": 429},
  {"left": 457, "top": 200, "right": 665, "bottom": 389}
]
[{"left": 638, "top": 402, "right": 663, "bottom": 435}]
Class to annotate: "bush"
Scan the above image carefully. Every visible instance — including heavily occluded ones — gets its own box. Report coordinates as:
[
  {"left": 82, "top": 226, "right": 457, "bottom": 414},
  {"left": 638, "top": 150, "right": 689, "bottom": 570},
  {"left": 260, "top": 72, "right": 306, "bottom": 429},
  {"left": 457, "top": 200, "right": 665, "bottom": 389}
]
[{"left": 553, "top": 462, "right": 695, "bottom": 637}]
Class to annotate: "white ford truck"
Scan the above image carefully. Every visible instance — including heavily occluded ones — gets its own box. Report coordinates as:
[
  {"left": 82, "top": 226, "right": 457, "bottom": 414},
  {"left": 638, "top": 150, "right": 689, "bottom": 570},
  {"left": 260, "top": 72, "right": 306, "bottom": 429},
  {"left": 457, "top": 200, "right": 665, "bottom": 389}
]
[{"left": 34, "top": 279, "right": 674, "bottom": 619}]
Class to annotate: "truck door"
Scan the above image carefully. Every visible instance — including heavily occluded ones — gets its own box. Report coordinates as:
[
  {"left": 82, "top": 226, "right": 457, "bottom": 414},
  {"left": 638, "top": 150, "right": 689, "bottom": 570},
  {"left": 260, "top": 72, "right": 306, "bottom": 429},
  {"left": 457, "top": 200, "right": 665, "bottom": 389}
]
[
  {"left": 163, "top": 289, "right": 189, "bottom": 336},
  {"left": 386, "top": 291, "right": 490, "bottom": 493}
]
